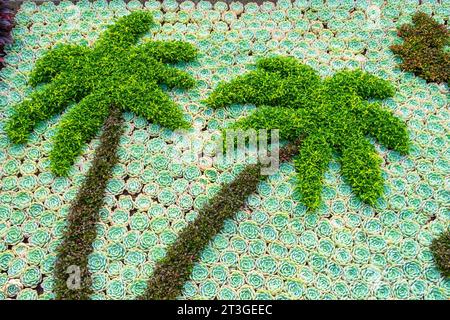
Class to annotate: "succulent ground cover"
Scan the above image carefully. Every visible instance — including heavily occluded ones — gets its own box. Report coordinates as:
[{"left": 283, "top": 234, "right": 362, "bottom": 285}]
[
  {"left": 390, "top": 12, "right": 449, "bottom": 84},
  {"left": 0, "top": 0, "right": 449, "bottom": 300}
]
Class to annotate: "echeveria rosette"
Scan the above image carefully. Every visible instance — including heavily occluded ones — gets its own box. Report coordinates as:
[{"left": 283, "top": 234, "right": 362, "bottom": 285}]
[
  {"left": 5, "top": 11, "right": 197, "bottom": 176},
  {"left": 205, "top": 56, "right": 410, "bottom": 210}
]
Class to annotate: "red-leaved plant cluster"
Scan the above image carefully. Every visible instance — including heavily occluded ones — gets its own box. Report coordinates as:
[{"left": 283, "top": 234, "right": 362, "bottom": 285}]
[
  {"left": 391, "top": 12, "right": 449, "bottom": 83},
  {"left": 0, "top": 0, "right": 13, "bottom": 67}
]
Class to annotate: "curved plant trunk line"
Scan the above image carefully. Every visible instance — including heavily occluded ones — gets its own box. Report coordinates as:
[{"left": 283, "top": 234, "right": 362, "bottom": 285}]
[
  {"left": 139, "top": 138, "right": 302, "bottom": 300},
  {"left": 54, "top": 107, "right": 124, "bottom": 300},
  {"left": 430, "top": 230, "right": 450, "bottom": 278}
]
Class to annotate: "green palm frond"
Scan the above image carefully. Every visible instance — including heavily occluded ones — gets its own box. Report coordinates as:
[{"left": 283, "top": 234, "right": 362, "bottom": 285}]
[
  {"left": 206, "top": 56, "right": 410, "bottom": 209},
  {"left": 6, "top": 11, "right": 198, "bottom": 176}
]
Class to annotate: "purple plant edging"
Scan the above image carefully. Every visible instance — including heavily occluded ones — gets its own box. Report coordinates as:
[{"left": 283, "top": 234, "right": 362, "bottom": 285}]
[{"left": 0, "top": 0, "right": 14, "bottom": 69}]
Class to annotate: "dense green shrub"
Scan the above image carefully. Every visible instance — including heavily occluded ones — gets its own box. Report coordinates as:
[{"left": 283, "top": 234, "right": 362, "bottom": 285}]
[
  {"left": 431, "top": 230, "right": 450, "bottom": 278},
  {"left": 206, "top": 56, "right": 410, "bottom": 209},
  {"left": 5, "top": 11, "right": 197, "bottom": 176},
  {"left": 390, "top": 12, "right": 449, "bottom": 83},
  {"left": 140, "top": 141, "right": 300, "bottom": 300}
]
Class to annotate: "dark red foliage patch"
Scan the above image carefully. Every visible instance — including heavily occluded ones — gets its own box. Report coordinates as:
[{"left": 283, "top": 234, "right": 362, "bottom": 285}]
[{"left": 391, "top": 12, "right": 449, "bottom": 84}]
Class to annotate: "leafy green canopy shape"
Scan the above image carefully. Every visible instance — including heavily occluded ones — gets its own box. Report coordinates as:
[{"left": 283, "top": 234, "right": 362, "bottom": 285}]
[
  {"left": 5, "top": 11, "right": 197, "bottom": 176},
  {"left": 205, "top": 56, "right": 410, "bottom": 209}
]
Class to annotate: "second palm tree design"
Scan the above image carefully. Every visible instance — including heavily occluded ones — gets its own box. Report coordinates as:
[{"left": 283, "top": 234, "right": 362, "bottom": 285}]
[
  {"left": 142, "top": 56, "right": 410, "bottom": 299},
  {"left": 5, "top": 11, "right": 198, "bottom": 299},
  {"left": 205, "top": 56, "right": 410, "bottom": 209}
]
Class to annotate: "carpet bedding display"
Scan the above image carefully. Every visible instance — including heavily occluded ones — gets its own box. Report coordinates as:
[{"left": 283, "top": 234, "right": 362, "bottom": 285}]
[{"left": 0, "top": 0, "right": 449, "bottom": 300}]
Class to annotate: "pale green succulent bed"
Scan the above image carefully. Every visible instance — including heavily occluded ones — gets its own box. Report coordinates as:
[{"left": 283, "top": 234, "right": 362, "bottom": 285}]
[{"left": 0, "top": 0, "right": 448, "bottom": 300}]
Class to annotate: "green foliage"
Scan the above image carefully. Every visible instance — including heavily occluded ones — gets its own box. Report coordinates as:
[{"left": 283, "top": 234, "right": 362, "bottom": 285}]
[
  {"left": 294, "top": 134, "right": 332, "bottom": 209},
  {"left": 4, "top": 11, "right": 198, "bottom": 300},
  {"left": 361, "top": 102, "right": 410, "bottom": 154},
  {"left": 226, "top": 106, "right": 302, "bottom": 141},
  {"left": 340, "top": 136, "right": 383, "bottom": 206},
  {"left": 5, "top": 11, "right": 197, "bottom": 176},
  {"left": 324, "top": 69, "right": 395, "bottom": 100},
  {"left": 390, "top": 12, "right": 449, "bottom": 83},
  {"left": 206, "top": 56, "right": 410, "bottom": 209},
  {"left": 430, "top": 230, "right": 450, "bottom": 278},
  {"left": 140, "top": 142, "right": 300, "bottom": 300}
]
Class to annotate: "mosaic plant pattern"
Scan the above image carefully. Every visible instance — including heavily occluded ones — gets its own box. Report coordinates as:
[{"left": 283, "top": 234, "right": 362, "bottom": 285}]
[{"left": 0, "top": 0, "right": 449, "bottom": 300}]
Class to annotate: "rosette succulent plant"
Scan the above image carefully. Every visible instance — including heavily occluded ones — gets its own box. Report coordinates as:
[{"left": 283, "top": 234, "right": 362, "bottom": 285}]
[
  {"left": 205, "top": 56, "right": 410, "bottom": 209},
  {"left": 6, "top": 11, "right": 197, "bottom": 299}
]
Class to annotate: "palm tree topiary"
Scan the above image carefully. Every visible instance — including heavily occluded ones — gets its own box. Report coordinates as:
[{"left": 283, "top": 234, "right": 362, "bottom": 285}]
[
  {"left": 390, "top": 12, "right": 449, "bottom": 84},
  {"left": 5, "top": 11, "right": 198, "bottom": 299},
  {"left": 141, "top": 56, "right": 410, "bottom": 299},
  {"left": 6, "top": 11, "right": 196, "bottom": 175},
  {"left": 205, "top": 56, "right": 410, "bottom": 209}
]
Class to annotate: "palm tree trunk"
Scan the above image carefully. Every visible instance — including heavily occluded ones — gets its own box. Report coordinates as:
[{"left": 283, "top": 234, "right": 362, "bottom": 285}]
[
  {"left": 139, "top": 140, "right": 302, "bottom": 300},
  {"left": 54, "top": 107, "right": 124, "bottom": 300}
]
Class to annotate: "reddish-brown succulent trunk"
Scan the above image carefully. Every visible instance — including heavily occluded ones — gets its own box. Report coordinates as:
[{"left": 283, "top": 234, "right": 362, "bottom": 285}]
[
  {"left": 54, "top": 107, "right": 123, "bottom": 300},
  {"left": 140, "top": 139, "right": 302, "bottom": 300}
]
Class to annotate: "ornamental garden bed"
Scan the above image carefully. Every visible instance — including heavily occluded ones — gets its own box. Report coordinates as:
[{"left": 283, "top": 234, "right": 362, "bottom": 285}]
[{"left": 0, "top": 0, "right": 448, "bottom": 300}]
